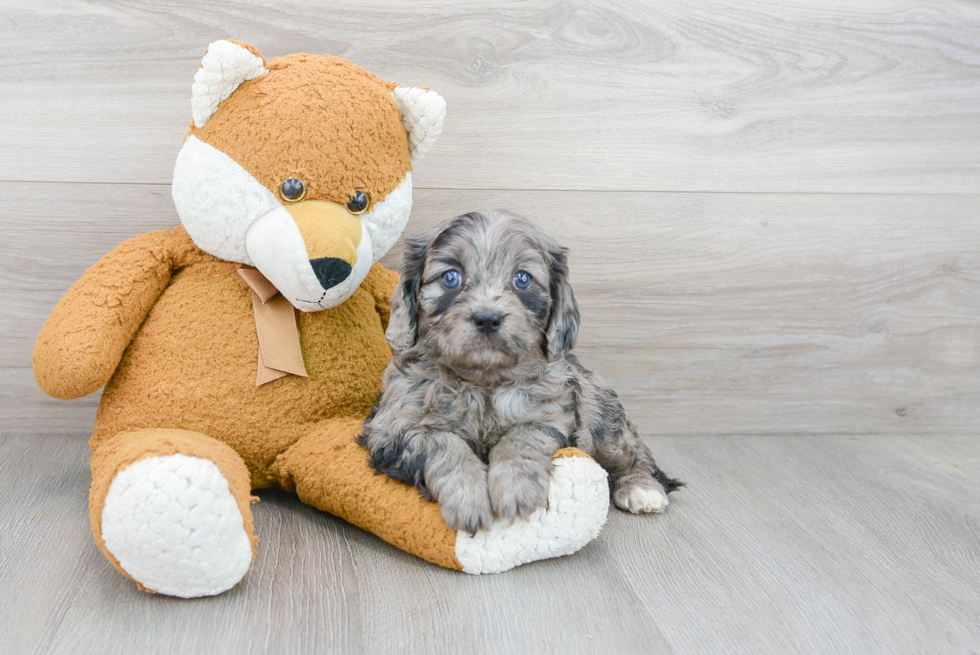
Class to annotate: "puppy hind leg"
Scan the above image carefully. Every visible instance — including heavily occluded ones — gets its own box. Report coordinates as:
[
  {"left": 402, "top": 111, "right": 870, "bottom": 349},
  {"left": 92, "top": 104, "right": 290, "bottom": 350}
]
[
  {"left": 612, "top": 469, "right": 670, "bottom": 514},
  {"left": 601, "top": 424, "right": 683, "bottom": 515}
]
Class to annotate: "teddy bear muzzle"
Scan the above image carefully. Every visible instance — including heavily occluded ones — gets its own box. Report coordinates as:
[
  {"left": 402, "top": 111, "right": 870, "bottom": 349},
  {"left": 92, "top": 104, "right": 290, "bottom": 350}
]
[{"left": 244, "top": 199, "right": 374, "bottom": 312}]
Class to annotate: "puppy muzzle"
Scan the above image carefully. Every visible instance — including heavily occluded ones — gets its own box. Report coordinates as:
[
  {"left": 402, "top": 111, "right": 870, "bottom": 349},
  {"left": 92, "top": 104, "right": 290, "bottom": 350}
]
[{"left": 245, "top": 200, "right": 373, "bottom": 312}]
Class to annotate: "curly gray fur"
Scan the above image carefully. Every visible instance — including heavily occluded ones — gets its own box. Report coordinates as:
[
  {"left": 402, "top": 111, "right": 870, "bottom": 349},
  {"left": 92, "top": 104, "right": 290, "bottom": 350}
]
[{"left": 359, "top": 210, "right": 682, "bottom": 533}]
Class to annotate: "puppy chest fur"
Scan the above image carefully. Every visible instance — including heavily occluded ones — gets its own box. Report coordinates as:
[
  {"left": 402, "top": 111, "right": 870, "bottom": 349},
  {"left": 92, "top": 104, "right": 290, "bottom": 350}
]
[{"left": 372, "top": 360, "right": 576, "bottom": 464}]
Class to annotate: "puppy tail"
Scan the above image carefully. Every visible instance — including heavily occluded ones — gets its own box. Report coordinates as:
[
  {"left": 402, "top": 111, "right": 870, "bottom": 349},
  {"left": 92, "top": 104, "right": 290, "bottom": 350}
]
[{"left": 654, "top": 468, "right": 685, "bottom": 494}]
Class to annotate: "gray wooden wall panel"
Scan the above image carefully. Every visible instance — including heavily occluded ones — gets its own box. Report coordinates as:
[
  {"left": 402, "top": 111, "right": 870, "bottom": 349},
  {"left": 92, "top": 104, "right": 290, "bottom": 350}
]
[
  {"left": 2, "top": 1, "right": 979, "bottom": 438},
  {"left": 1, "top": 1, "right": 979, "bottom": 192},
  {"left": 2, "top": 183, "right": 978, "bottom": 435}
]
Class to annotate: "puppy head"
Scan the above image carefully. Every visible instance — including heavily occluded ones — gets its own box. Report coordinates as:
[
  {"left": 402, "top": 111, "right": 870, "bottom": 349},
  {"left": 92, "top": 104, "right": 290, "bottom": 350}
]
[{"left": 387, "top": 210, "right": 580, "bottom": 375}]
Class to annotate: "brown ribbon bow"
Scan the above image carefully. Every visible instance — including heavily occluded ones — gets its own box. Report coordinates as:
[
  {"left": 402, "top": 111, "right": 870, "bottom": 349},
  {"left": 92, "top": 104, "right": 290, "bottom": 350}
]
[{"left": 237, "top": 267, "right": 309, "bottom": 387}]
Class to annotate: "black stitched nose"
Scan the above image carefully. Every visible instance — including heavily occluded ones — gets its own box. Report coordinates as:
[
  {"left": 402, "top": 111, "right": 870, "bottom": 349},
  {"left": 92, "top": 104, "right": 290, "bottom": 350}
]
[
  {"left": 310, "top": 257, "right": 352, "bottom": 290},
  {"left": 472, "top": 312, "right": 504, "bottom": 334}
]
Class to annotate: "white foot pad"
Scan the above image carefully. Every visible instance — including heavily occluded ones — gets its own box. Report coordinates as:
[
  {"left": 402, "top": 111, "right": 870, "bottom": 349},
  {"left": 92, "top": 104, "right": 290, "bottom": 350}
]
[
  {"left": 101, "top": 454, "right": 253, "bottom": 598},
  {"left": 614, "top": 485, "right": 668, "bottom": 514},
  {"left": 455, "top": 456, "right": 609, "bottom": 574}
]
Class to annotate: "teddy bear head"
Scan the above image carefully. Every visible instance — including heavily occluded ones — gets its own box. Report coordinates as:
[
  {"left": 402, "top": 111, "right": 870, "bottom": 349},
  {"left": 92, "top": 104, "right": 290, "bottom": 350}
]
[{"left": 172, "top": 40, "right": 445, "bottom": 311}]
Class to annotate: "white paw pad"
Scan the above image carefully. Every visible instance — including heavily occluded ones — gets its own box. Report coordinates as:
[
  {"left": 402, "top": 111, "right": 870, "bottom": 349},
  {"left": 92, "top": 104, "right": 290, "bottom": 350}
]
[
  {"left": 617, "top": 485, "right": 668, "bottom": 514},
  {"left": 101, "top": 454, "right": 253, "bottom": 598},
  {"left": 454, "top": 456, "right": 609, "bottom": 574}
]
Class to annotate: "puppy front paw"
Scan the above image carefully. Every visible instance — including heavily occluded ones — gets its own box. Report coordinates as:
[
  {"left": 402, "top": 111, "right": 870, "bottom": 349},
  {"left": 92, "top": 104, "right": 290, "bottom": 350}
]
[
  {"left": 488, "top": 460, "right": 550, "bottom": 521},
  {"left": 429, "top": 468, "right": 494, "bottom": 534},
  {"left": 439, "top": 486, "right": 494, "bottom": 535}
]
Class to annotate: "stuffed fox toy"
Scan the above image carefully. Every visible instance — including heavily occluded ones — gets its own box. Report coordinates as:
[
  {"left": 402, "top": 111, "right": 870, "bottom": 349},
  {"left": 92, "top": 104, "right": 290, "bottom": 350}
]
[{"left": 33, "top": 41, "right": 609, "bottom": 598}]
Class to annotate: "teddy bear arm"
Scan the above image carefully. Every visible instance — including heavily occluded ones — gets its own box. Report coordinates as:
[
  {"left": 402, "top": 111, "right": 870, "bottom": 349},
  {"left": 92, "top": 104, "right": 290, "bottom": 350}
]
[
  {"left": 361, "top": 262, "right": 400, "bottom": 331},
  {"left": 33, "top": 229, "right": 184, "bottom": 399}
]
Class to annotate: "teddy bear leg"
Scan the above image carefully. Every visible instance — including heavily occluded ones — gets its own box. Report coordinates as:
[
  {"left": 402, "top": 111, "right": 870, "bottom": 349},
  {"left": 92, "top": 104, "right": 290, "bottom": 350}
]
[
  {"left": 272, "top": 419, "right": 610, "bottom": 573},
  {"left": 89, "top": 429, "right": 257, "bottom": 598}
]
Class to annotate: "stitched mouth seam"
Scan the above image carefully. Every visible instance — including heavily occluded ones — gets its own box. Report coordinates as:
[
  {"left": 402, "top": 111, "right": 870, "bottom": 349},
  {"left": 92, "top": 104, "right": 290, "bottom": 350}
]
[{"left": 294, "top": 291, "right": 327, "bottom": 309}]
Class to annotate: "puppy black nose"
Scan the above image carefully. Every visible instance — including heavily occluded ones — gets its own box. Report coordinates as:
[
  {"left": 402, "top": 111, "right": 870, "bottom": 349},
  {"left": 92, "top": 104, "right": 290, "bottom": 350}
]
[
  {"left": 472, "top": 312, "right": 504, "bottom": 334},
  {"left": 310, "top": 257, "right": 352, "bottom": 290}
]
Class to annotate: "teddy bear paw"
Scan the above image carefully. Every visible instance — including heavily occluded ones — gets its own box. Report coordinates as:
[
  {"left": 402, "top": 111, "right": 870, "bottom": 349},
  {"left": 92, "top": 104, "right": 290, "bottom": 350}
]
[
  {"left": 100, "top": 454, "right": 254, "bottom": 597},
  {"left": 453, "top": 454, "right": 609, "bottom": 574}
]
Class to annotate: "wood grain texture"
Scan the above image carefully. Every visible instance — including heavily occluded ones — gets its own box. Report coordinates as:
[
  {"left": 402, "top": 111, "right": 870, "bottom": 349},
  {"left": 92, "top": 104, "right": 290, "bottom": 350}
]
[
  {"left": 3, "top": 183, "right": 977, "bottom": 435},
  {"left": 1, "top": 432, "right": 977, "bottom": 654},
  {"left": 1, "top": 0, "right": 979, "bottom": 191},
  {"left": 2, "top": 2, "right": 979, "bottom": 651}
]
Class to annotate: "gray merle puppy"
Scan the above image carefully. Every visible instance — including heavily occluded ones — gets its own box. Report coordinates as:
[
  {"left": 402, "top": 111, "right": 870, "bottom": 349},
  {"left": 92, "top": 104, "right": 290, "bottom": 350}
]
[{"left": 360, "top": 210, "right": 682, "bottom": 533}]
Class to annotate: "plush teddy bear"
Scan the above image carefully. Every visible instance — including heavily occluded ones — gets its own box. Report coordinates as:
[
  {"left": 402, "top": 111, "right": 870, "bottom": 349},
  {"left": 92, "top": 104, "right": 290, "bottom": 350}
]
[{"left": 32, "top": 40, "right": 609, "bottom": 598}]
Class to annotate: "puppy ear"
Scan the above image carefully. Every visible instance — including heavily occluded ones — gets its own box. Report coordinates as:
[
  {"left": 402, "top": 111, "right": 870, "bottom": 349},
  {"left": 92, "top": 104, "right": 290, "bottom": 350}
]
[
  {"left": 545, "top": 247, "right": 580, "bottom": 361},
  {"left": 386, "top": 235, "right": 429, "bottom": 353}
]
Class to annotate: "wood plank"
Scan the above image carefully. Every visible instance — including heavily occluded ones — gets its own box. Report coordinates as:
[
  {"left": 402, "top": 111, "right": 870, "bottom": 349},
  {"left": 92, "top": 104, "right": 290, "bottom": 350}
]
[
  {"left": 2, "top": 183, "right": 978, "bottom": 436},
  {"left": 609, "top": 433, "right": 980, "bottom": 653},
  {"left": 2, "top": 432, "right": 978, "bottom": 653},
  {"left": 1, "top": 0, "right": 979, "bottom": 192}
]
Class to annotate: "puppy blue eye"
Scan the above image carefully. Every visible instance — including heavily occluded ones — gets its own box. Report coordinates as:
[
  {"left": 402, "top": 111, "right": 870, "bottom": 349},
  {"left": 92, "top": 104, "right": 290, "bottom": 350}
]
[
  {"left": 513, "top": 271, "right": 532, "bottom": 290},
  {"left": 441, "top": 270, "right": 462, "bottom": 289}
]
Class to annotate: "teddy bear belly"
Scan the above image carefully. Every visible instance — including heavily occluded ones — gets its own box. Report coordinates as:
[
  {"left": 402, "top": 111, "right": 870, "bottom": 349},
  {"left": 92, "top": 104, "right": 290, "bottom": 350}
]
[{"left": 91, "top": 261, "right": 391, "bottom": 487}]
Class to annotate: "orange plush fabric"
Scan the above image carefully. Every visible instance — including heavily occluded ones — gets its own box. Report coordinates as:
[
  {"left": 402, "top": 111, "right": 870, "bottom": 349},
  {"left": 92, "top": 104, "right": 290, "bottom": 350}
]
[
  {"left": 77, "top": 227, "right": 393, "bottom": 487},
  {"left": 273, "top": 418, "right": 462, "bottom": 570},
  {"left": 34, "top": 224, "right": 396, "bottom": 487},
  {"left": 31, "top": 41, "right": 464, "bottom": 593},
  {"left": 193, "top": 53, "right": 411, "bottom": 206},
  {"left": 33, "top": 224, "right": 444, "bottom": 576},
  {"left": 33, "top": 229, "right": 210, "bottom": 400}
]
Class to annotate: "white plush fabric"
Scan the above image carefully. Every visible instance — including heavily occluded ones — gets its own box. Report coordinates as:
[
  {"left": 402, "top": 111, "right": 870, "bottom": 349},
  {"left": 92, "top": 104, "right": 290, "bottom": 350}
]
[
  {"left": 173, "top": 135, "right": 278, "bottom": 265},
  {"left": 392, "top": 87, "right": 446, "bottom": 163},
  {"left": 173, "top": 135, "right": 410, "bottom": 310},
  {"left": 362, "top": 172, "right": 413, "bottom": 261},
  {"left": 454, "top": 456, "right": 609, "bottom": 574},
  {"left": 100, "top": 454, "right": 253, "bottom": 598},
  {"left": 245, "top": 207, "right": 374, "bottom": 312},
  {"left": 192, "top": 40, "right": 267, "bottom": 128}
]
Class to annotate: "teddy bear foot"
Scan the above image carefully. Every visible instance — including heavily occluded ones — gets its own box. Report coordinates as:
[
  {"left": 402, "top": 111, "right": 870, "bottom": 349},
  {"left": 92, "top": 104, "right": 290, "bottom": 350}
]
[
  {"left": 100, "top": 453, "right": 254, "bottom": 598},
  {"left": 453, "top": 449, "right": 610, "bottom": 574}
]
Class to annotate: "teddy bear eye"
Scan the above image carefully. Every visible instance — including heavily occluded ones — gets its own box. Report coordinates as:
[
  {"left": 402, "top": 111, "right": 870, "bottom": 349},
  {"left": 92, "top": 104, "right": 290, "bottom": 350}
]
[
  {"left": 346, "top": 190, "right": 370, "bottom": 214},
  {"left": 280, "top": 177, "right": 307, "bottom": 202},
  {"left": 441, "top": 270, "right": 462, "bottom": 290},
  {"left": 513, "top": 271, "right": 532, "bottom": 290}
]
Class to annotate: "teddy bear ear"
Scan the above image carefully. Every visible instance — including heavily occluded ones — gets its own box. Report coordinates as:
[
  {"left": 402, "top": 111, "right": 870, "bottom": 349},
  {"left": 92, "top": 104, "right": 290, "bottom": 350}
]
[
  {"left": 191, "top": 40, "right": 268, "bottom": 128},
  {"left": 392, "top": 87, "right": 447, "bottom": 163}
]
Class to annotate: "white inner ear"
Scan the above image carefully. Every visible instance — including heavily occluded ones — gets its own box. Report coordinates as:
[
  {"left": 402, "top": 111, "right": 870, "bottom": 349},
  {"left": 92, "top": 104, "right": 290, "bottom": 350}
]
[
  {"left": 392, "top": 87, "right": 446, "bottom": 162},
  {"left": 192, "top": 40, "right": 268, "bottom": 128}
]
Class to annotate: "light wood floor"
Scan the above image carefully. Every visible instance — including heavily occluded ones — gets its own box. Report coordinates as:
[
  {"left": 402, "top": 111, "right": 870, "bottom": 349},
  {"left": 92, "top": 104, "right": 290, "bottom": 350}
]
[
  {"left": 1, "top": 1, "right": 978, "bottom": 652},
  {"left": 2, "top": 432, "right": 979, "bottom": 654}
]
